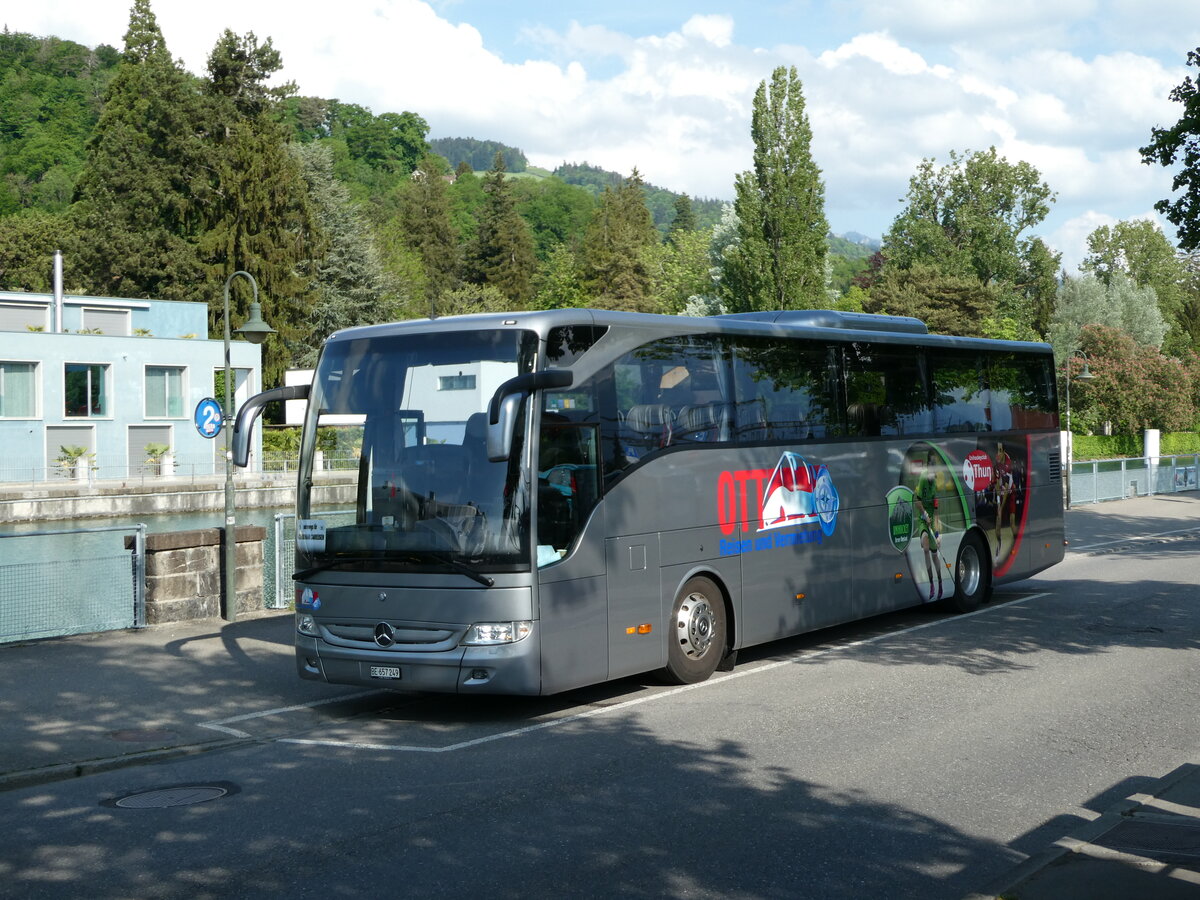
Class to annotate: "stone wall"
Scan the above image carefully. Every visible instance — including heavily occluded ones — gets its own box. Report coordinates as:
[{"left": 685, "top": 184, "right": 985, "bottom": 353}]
[{"left": 126, "top": 526, "right": 266, "bottom": 624}]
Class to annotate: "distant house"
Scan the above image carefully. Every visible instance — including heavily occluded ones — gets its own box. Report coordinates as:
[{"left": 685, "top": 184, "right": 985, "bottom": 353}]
[{"left": 0, "top": 290, "right": 262, "bottom": 482}]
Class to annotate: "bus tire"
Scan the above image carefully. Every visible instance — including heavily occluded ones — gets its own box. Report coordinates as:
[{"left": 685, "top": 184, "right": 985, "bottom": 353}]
[
  {"left": 946, "top": 532, "right": 989, "bottom": 614},
  {"left": 661, "top": 576, "right": 726, "bottom": 685}
]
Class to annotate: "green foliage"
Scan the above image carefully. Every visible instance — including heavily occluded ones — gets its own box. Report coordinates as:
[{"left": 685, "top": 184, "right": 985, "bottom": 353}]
[
  {"left": 1140, "top": 46, "right": 1200, "bottom": 252},
  {"left": 1068, "top": 324, "right": 1195, "bottom": 434},
  {"left": 460, "top": 153, "right": 536, "bottom": 305},
  {"left": 1049, "top": 273, "right": 1168, "bottom": 364},
  {"left": 553, "top": 161, "right": 723, "bottom": 235},
  {"left": 724, "top": 66, "right": 828, "bottom": 311},
  {"left": 531, "top": 244, "right": 588, "bottom": 310},
  {"left": 385, "top": 153, "right": 460, "bottom": 316},
  {"left": 882, "top": 147, "right": 1059, "bottom": 337},
  {"left": 1082, "top": 219, "right": 1194, "bottom": 353},
  {"left": 293, "top": 141, "right": 397, "bottom": 364},
  {"left": 513, "top": 176, "right": 595, "bottom": 259},
  {"left": 863, "top": 263, "right": 998, "bottom": 335},
  {"left": 1161, "top": 431, "right": 1200, "bottom": 454},
  {"left": 0, "top": 209, "right": 77, "bottom": 291},
  {"left": 580, "top": 168, "right": 660, "bottom": 311},
  {"left": 431, "top": 137, "right": 527, "bottom": 173},
  {"left": 646, "top": 228, "right": 714, "bottom": 314},
  {"left": 1072, "top": 433, "right": 1142, "bottom": 460}
]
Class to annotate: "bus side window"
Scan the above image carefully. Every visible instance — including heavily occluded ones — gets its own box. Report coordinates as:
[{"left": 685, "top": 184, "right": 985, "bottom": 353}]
[{"left": 537, "top": 421, "right": 600, "bottom": 562}]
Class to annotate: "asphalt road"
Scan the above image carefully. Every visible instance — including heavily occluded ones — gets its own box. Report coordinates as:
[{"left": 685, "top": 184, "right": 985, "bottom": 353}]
[{"left": 2, "top": 495, "right": 1199, "bottom": 899}]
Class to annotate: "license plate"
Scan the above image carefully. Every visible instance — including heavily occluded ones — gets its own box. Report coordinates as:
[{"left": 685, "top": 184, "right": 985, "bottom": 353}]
[{"left": 369, "top": 666, "right": 401, "bottom": 680}]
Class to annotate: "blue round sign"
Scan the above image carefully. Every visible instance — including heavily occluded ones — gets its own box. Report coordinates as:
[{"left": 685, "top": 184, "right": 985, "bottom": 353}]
[{"left": 195, "top": 397, "right": 224, "bottom": 439}]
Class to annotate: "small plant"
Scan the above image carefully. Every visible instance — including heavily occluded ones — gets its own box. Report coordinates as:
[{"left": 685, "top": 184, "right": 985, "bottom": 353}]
[
  {"left": 56, "top": 444, "right": 90, "bottom": 476},
  {"left": 179, "top": 333, "right": 196, "bottom": 339},
  {"left": 143, "top": 442, "right": 170, "bottom": 463},
  {"left": 26, "top": 324, "right": 45, "bottom": 332},
  {"left": 134, "top": 327, "right": 153, "bottom": 337}
]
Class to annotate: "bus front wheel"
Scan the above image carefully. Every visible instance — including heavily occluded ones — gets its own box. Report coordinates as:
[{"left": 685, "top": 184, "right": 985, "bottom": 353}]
[
  {"left": 946, "top": 533, "right": 989, "bottom": 614},
  {"left": 662, "top": 576, "right": 726, "bottom": 685}
]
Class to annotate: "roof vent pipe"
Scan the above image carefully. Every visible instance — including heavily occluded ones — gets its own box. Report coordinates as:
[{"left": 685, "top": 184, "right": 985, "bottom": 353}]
[{"left": 52, "top": 249, "right": 64, "bottom": 333}]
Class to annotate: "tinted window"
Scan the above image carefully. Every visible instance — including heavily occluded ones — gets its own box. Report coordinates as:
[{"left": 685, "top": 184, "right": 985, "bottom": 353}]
[
  {"left": 988, "top": 352, "right": 1058, "bottom": 430},
  {"left": 844, "top": 343, "right": 932, "bottom": 436},
  {"left": 931, "top": 352, "right": 988, "bottom": 433},
  {"left": 732, "top": 338, "right": 840, "bottom": 441}
]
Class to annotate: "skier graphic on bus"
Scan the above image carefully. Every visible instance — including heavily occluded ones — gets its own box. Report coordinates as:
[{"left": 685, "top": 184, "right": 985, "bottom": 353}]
[{"left": 759, "top": 451, "right": 840, "bottom": 537}]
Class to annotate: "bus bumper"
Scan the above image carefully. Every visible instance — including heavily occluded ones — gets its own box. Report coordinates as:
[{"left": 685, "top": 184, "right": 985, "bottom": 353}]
[{"left": 295, "top": 632, "right": 543, "bottom": 695}]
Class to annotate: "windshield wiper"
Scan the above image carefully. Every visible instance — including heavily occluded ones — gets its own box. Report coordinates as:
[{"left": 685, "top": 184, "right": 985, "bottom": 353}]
[
  {"left": 293, "top": 556, "right": 381, "bottom": 580},
  {"left": 424, "top": 553, "right": 495, "bottom": 587}
]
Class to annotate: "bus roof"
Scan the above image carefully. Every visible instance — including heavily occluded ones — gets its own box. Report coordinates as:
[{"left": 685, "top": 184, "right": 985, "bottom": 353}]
[{"left": 323, "top": 308, "right": 1053, "bottom": 356}]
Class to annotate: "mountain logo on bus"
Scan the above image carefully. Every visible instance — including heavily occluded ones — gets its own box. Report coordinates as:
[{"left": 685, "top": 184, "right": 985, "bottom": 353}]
[{"left": 759, "top": 452, "right": 840, "bottom": 537}]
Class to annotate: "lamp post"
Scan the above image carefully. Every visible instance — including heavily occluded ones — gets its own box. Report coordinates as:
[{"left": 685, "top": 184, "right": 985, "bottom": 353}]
[
  {"left": 1063, "top": 349, "right": 1096, "bottom": 509},
  {"left": 223, "top": 270, "right": 275, "bottom": 622}
]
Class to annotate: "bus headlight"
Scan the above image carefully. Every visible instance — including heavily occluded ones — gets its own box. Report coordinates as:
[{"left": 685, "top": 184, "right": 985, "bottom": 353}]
[
  {"left": 297, "top": 614, "right": 319, "bottom": 637},
  {"left": 462, "top": 621, "right": 533, "bottom": 645}
]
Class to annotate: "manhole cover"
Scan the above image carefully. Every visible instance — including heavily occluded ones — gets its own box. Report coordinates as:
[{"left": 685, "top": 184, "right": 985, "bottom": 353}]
[
  {"left": 105, "top": 782, "right": 238, "bottom": 809},
  {"left": 109, "top": 729, "right": 177, "bottom": 743}
]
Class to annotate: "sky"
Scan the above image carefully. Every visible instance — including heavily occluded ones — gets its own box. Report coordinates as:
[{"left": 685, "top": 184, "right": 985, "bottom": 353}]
[{"left": 11, "top": 1, "right": 1200, "bottom": 270}]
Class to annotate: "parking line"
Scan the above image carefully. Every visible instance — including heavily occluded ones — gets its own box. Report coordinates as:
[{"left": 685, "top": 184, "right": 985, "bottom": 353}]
[
  {"left": 200, "top": 690, "right": 382, "bottom": 738},
  {"left": 275, "top": 593, "right": 1050, "bottom": 754}
]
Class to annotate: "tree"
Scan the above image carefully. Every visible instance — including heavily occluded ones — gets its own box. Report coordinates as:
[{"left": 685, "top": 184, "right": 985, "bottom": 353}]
[
  {"left": 647, "top": 227, "right": 713, "bottom": 314},
  {"left": 882, "top": 147, "right": 1058, "bottom": 335},
  {"left": 666, "top": 193, "right": 697, "bottom": 246},
  {"left": 1081, "top": 219, "right": 1193, "bottom": 353},
  {"left": 1069, "top": 324, "right": 1195, "bottom": 434},
  {"left": 1140, "top": 47, "right": 1200, "bottom": 251},
  {"left": 292, "top": 141, "right": 396, "bottom": 365},
  {"left": 71, "top": 0, "right": 208, "bottom": 303},
  {"left": 531, "top": 244, "right": 589, "bottom": 310},
  {"left": 513, "top": 176, "right": 595, "bottom": 259},
  {"left": 198, "top": 26, "right": 321, "bottom": 389},
  {"left": 389, "top": 153, "right": 459, "bottom": 317},
  {"left": 723, "top": 66, "right": 828, "bottom": 311},
  {"left": 0, "top": 209, "right": 77, "bottom": 291},
  {"left": 863, "top": 263, "right": 999, "bottom": 336},
  {"left": 460, "top": 152, "right": 536, "bottom": 306},
  {"left": 1048, "top": 273, "right": 1169, "bottom": 365},
  {"left": 580, "top": 168, "right": 660, "bottom": 311}
]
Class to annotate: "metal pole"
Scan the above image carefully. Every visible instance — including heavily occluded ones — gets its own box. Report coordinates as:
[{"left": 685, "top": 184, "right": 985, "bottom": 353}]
[{"left": 223, "top": 276, "right": 236, "bottom": 622}]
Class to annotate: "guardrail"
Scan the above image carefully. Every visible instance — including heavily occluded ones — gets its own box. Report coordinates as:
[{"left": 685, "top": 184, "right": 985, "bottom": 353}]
[{"left": 1070, "top": 454, "right": 1200, "bottom": 506}]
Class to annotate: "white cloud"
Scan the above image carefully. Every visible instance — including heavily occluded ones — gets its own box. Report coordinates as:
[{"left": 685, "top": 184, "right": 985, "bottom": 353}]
[{"left": 818, "top": 32, "right": 953, "bottom": 78}]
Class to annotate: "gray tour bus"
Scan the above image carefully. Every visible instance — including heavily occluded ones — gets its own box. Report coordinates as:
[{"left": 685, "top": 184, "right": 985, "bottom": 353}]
[{"left": 233, "top": 308, "right": 1065, "bottom": 695}]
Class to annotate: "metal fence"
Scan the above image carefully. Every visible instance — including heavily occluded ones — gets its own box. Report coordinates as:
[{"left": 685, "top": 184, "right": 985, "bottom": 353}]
[
  {"left": 1070, "top": 454, "right": 1200, "bottom": 506},
  {"left": 0, "top": 524, "right": 146, "bottom": 644},
  {"left": 268, "top": 510, "right": 356, "bottom": 609}
]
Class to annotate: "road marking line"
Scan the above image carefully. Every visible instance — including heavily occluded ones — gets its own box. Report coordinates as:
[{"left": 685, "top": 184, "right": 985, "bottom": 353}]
[
  {"left": 199, "top": 690, "right": 382, "bottom": 738},
  {"left": 275, "top": 593, "right": 1050, "bottom": 754},
  {"left": 1072, "top": 526, "right": 1200, "bottom": 553}
]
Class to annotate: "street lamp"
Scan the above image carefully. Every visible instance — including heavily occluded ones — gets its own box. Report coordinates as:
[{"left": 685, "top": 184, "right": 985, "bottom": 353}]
[
  {"left": 223, "top": 270, "right": 275, "bottom": 622},
  {"left": 1063, "top": 349, "right": 1096, "bottom": 508}
]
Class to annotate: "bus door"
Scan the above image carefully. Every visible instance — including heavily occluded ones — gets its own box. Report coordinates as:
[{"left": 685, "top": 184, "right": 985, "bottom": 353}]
[
  {"left": 535, "top": 418, "right": 610, "bottom": 693},
  {"left": 605, "top": 531, "right": 663, "bottom": 678}
]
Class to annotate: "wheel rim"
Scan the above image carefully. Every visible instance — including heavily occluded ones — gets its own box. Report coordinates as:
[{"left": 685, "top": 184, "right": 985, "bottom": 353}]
[
  {"left": 957, "top": 543, "right": 981, "bottom": 597},
  {"left": 676, "top": 593, "right": 715, "bottom": 658}
]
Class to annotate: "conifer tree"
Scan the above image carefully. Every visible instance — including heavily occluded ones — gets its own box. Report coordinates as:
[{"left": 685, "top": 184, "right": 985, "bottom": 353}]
[
  {"left": 581, "top": 168, "right": 659, "bottom": 311},
  {"left": 724, "top": 66, "right": 828, "bottom": 311},
  {"left": 391, "top": 153, "right": 459, "bottom": 317},
  {"left": 71, "top": 0, "right": 207, "bottom": 302},
  {"left": 293, "top": 141, "right": 395, "bottom": 363},
  {"left": 198, "top": 27, "right": 320, "bottom": 388},
  {"left": 666, "top": 193, "right": 697, "bottom": 246},
  {"left": 461, "top": 152, "right": 536, "bottom": 306}
]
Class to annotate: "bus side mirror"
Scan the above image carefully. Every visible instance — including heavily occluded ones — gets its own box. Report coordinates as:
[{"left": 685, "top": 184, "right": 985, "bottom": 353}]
[
  {"left": 486, "top": 370, "right": 574, "bottom": 461},
  {"left": 232, "top": 384, "right": 310, "bottom": 467}
]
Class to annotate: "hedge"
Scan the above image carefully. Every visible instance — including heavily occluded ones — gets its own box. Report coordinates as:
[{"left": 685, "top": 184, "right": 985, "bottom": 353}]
[{"left": 1073, "top": 431, "right": 1200, "bottom": 460}]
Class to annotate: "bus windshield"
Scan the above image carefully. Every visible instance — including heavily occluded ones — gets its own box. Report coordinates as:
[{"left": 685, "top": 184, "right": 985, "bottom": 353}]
[{"left": 296, "top": 329, "right": 538, "bottom": 575}]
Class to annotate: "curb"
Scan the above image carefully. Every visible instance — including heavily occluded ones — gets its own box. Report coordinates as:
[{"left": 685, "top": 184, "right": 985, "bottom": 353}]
[{"left": 965, "top": 761, "right": 1200, "bottom": 900}]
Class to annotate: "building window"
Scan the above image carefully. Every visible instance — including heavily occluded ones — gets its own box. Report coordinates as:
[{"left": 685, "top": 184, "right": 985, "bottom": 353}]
[
  {"left": 0, "top": 361, "right": 38, "bottom": 417},
  {"left": 64, "top": 363, "right": 108, "bottom": 417},
  {"left": 438, "top": 374, "right": 477, "bottom": 391},
  {"left": 146, "top": 366, "right": 185, "bottom": 417},
  {"left": 80, "top": 307, "right": 130, "bottom": 335}
]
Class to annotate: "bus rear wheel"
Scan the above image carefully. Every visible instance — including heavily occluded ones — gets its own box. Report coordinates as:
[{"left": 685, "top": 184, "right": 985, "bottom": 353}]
[
  {"left": 662, "top": 576, "right": 726, "bottom": 685},
  {"left": 946, "top": 533, "right": 989, "bottom": 614}
]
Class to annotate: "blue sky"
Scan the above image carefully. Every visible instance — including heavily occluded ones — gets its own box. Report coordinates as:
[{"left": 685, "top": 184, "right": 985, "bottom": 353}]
[{"left": 15, "top": 1, "right": 1200, "bottom": 268}]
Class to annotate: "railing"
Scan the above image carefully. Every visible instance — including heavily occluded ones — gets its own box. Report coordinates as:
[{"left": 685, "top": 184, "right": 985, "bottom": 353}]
[
  {"left": 0, "top": 524, "right": 146, "bottom": 644},
  {"left": 1070, "top": 454, "right": 1200, "bottom": 506},
  {"left": 0, "top": 457, "right": 359, "bottom": 484},
  {"left": 268, "top": 509, "right": 356, "bottom": 609}
]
